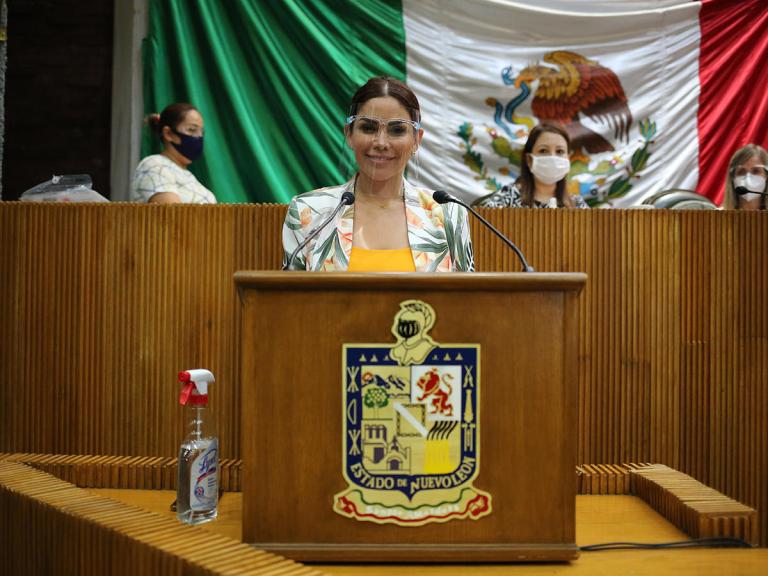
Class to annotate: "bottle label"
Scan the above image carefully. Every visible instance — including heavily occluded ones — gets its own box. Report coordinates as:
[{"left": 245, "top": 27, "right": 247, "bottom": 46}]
[{"left": 190, "top": 438, "right": 218, "bottom": 511}]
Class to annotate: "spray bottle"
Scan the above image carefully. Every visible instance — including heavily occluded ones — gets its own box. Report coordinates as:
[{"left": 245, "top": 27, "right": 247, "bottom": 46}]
[{"left": 176, "top": 369, "right": 218, "bottom": 524}]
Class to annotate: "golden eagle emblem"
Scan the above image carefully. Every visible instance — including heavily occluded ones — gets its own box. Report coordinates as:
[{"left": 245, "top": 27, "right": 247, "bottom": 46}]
[{"left": 515, "top": 50, "right": 633, "bottom": 154}]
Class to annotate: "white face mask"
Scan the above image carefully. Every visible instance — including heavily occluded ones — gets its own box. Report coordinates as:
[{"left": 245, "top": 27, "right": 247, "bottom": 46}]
[
  {"left": 734, "top": 173, "right": 766, "bottom": 202},
  {"left": 530, "top": 155, "right": 571, "bottom": 185}
]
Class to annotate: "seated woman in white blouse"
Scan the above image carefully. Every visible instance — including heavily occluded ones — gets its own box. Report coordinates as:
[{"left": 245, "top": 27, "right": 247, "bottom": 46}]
[{"left": 131, "top": 102, "right": 216, "bottom": 204}]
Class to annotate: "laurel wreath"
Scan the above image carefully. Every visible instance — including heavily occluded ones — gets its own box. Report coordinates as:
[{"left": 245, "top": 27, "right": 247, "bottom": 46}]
[
  {"left": 457, "top": 122, "right": 503, "bottom": 193},
  {"left": 588, "top": 118, "right": 657, "bottom": 206}
]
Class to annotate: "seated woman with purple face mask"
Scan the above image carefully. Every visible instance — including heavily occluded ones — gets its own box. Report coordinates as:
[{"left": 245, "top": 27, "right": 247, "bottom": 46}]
[
  {"left": 720, "top": 144, "right": 768, "bottom": 210},
  {"left": 475, "top": 122, "right": 588, "bottom": 209},
  {"left": 131, "top": 102, "right": 216, "bottom": 204}
]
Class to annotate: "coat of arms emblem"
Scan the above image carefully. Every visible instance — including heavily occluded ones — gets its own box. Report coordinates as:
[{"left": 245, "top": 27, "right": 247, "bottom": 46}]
[{"left": 334, "top": 300, "right": 492, "bottom": 526}]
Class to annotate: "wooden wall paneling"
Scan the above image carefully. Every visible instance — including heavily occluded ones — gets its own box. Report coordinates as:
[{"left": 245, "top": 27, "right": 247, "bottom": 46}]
[
  {"left": 741, "top": 215, "right": 752, "bottom": 504},
  {"left": 667, "top": 209, "right": 682, "bottom": 469},
  {"left": 758, "top": 211, "right": 768, "bottom": 548},
  {"left": 620, "top": 210, "right": 631, "bottom": 462},
  {"left": 591, "top": 210, "right": 605, "bottom": 463},
  {"left": 725, "top": 212, "right": 736, "bottom": 501},
  {"left": 626, "top": 209, "right": 644, "bottom": 463},
  {"left": 711, "top": 210, "right": 730, "bottom": 497},
  {"left": 638, "top": 209, "right": 652, "bottom": 462},
  {"left": 469, "top": 207, "right": 491, "bottom": 271},
  {"left": 697, "top": 210, "right": 713, "bottom": 485},
  {"left": 574, "top": 209, "right": 593, "bottom": 466},
  {"left": 574, "top": 209, "right": 594, "bottom": 466},
  {"left": 761, "top": 211, "right": 768, "bottom": 548},
  {"left": 644, "top": 209, "right": 655, "bottom": 463},
  {"left": 601, "top": 210, "right": 619, "bottom": 463},
  {"left": 1, "top": 204, "right": 768, "bottom": 545},
  {"left": 0, "top": 205, "right": 20, "bottom": 449},
  {"left": 620, "top": 210, "right": 639, "bottom": 463},
  {"left": 648, "top": 208, "right": 679, "bottom": 467},
  {"left": 706, "top": 208, "right": 720, "bottom": 488},
  {"left": 679, "top": 210, "right": 709, "bottom": 485},
  {"left": 728, "top": 210, "right": 742, "bottom": 498},
  {"left": 737, "top": 211, "right": 768, "bottom": 548},
  {"left": 720, "top": 211, "right": 735, "bottom": 498},
  {"left": 0, "top": 205, "right": 251, "bottom": 459},
  {"left": 599, "top": 209, "right": 611, "bottom": 463}
]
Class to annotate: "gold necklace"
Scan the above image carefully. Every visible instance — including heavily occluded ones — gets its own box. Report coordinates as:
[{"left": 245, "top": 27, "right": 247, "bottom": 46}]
[
  {"left": 354, "top": 176, "right": 405, "bottom": 209},
  {"left": 359, "top": 194, "right": 404, "bottom": 209}
]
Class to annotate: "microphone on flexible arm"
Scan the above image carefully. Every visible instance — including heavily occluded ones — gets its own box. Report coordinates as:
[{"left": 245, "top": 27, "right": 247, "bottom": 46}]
[
  {"left": 432, "top": 190, "right": 534, "bottom": 272},
  {"left": 735, "top": 186, "right": 768, "bottom": 198},
  {"left": 282, "top": 191, "right": 355, "bottom": 271}
]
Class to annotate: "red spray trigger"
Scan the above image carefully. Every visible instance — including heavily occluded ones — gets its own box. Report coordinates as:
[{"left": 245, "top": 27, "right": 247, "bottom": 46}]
[
  {"left": 179, "top": 384, "right": 196, "bottom": 405},
  {"left": 178, "top": 369, "right": 214, "bottom": 406},
  {"left": 178, "top": 371, "right": 195, "bottom": 405}
]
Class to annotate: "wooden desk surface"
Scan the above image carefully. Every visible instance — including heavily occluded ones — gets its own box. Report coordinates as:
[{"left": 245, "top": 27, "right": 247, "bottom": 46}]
[{"left": 91, "top": 490, "right": 768, "bottom": 575}]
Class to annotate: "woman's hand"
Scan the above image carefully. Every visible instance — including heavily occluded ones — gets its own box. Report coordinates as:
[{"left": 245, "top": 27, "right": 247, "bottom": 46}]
[{"left": 148, "top": 192, "right": 183, "bottom": 204}]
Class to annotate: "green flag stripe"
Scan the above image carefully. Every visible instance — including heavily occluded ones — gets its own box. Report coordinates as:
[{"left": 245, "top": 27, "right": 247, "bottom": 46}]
[{"left": 143, "top": 0, "right": 407, "bottom": 203}]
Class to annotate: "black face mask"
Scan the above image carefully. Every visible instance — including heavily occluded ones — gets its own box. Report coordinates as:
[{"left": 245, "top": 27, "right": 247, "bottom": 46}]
[
  {"left": 171, "top": 128, "right": 204, "bottom": 162},
  {"left": 397, "top": 319, "right": 420, "bottom": 338}
]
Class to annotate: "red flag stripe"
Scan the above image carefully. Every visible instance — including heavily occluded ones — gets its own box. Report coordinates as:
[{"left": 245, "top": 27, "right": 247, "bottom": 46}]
[{"left": 697, "top": 0, "right": 768, "bottom": 204}]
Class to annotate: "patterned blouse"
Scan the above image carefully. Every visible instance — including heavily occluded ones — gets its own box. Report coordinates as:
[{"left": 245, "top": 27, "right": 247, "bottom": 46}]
[
  {"left": 131, "top": 154, "right": 216, "bottom": 204},
  {"left": 282, "top": 178, "right": 474, "bottom": 272},
  {"left": 475, "top": 184, "right": 589, "bottom": 209}
]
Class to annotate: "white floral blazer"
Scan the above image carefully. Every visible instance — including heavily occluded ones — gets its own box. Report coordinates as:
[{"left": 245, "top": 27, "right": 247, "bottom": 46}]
[{"left": 282, "top": 178, "right": 474, "bottom": 272}]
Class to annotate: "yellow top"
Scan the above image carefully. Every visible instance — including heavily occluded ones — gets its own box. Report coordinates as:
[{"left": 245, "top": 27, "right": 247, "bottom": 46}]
[{"left": 347, "top": 246, "right": 416, "bottom": 272}]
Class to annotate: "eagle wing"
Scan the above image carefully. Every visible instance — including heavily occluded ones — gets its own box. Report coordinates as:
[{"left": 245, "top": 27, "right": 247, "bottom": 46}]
[
  {"left": 531, "top": 52, "right": 633, "bottom": 142},
  {"left": 575, "top": 60, "right": 633, "bottom": 142}
]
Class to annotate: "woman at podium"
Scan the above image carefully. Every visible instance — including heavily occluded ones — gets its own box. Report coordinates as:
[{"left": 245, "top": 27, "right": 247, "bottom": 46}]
[{"left": 282, "top": 76, "right": 474, "bottom": 272}]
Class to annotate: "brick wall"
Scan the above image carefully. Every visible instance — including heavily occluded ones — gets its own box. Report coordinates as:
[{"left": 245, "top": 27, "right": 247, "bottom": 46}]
[{"left": 2, "top": 0, "right": 113, "bottom": 200}]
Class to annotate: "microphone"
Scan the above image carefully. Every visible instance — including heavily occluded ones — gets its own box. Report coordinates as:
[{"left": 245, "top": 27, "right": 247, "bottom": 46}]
[
  {"left": 282, "top": 191, "right": 355, "bottom": 270},
  {"left": 735, "top": 186, "right": 768, "bottom": 198},
  {"left": 432, "top": 190, "right": 534, "bottom": 272}
]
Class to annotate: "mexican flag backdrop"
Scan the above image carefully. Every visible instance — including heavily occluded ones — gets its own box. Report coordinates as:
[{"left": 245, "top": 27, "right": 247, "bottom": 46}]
[{"left": 142, "top": 0, "right": 768, "bottom": 206}]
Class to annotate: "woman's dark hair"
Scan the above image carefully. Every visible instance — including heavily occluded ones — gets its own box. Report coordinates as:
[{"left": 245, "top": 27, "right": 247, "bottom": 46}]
[
  {"left": 348, "top": 76, "right": 421, "bottom": 123},
  {"left": 147, "top": 102, "right": 199, "bottom": 142},
  {"left": 516, "top": 122, "right": 573, "bottom": 208}
]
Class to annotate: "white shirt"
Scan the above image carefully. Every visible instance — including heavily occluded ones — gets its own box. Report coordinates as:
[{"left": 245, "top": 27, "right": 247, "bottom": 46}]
[{"left": 131, "top": 154, "right": 216, "bottom": 204}]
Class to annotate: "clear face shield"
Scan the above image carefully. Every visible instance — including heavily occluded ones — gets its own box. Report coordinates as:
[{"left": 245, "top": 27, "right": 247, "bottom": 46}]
[
  {"left": 337, "top": 106, "right": 423, "bottom": 185},
  {"left": 345, "top": 115, "right": 422, "bottom": 140}
]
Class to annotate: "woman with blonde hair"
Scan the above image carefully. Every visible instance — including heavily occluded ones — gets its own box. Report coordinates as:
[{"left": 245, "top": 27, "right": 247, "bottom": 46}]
[{"left": 721, "top": 144, "right": 768, "bottom": 210}]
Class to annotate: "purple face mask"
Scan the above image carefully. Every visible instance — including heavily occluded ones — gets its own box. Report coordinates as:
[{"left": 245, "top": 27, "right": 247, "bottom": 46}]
[{"left": 171, "top": 128, "right": 204, "bottom": 162}]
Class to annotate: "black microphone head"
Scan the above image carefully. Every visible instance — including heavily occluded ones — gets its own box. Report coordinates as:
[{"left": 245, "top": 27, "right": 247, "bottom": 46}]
[
  {"left": 433, "top": 190, "right": 453, "bottom": 204},
  {"left": 341, "top": 190, "right": 355, "bottom": 205},
  {"left": 734, "top": 186, "right": 750, "bottom": 196}
]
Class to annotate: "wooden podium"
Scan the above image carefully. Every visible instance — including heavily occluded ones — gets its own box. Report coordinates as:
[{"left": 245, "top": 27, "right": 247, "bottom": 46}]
[{"left": 235, "top": 272, "right": 586, "bottom": 562}]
